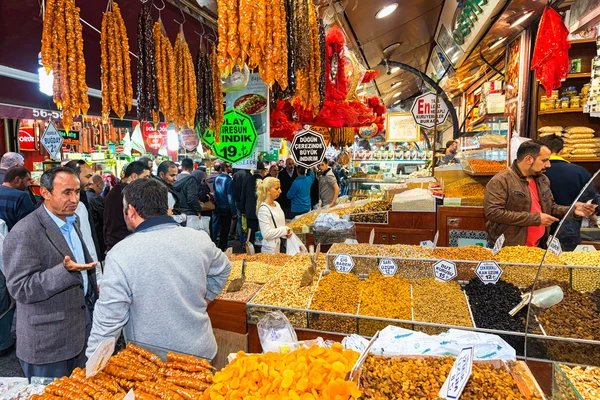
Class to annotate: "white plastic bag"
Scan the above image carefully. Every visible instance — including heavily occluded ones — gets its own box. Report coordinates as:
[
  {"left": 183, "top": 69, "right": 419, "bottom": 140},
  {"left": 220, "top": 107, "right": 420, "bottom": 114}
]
[
  {"left": 257, "top": 311, "right": 299, "bottom": 353},
  {"left": 510, "top": 132, "right": 530, "bottom": 164},
  {"left": 286, "top": 233, "right": 308, "bottom": 256}
]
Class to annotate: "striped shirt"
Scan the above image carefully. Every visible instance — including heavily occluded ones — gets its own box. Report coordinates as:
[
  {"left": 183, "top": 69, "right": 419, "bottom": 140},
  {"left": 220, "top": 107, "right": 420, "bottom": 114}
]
[{"left": 0, "top": 185, "right": 34, "bottom": 231}]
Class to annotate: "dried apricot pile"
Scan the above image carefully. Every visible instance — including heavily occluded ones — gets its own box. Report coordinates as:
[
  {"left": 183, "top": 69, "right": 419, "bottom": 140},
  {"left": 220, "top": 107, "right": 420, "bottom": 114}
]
[{"left": 203, "top": 344, "right": 361, "bottom": 400}]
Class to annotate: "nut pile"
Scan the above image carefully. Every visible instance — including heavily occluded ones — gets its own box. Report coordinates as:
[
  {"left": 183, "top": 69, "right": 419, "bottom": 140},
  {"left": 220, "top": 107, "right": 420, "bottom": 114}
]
[
  {"left": 467, "top": 159, "right": 507, "bottom": 173},
  {"left": 443, "top": 177, "right": 488, "bottom": 205},
  {"left": 380, "top": 244, "right": 432, "bottom": 259},
  {"left": 559, "top": 364, "right": 600, "bottom": 399},
  {"left": 494, "top": 246, "right": 568, "bottom": 286},
  {"left": 329, "top": 243, "right": 380, "bottom": 274},
  {"left": 349, "top": 200, "right": 391, "bottom": 223},
  {"left": 412, "top": 278, "right": 473, "bottom": 332},
  {"left": 224, "top": 261, "right": 281, "bottom": 286},
  {"left": 359, "top": 355, "right": 541, "bottom": 400},
  {"left": 560, "top": 251, "right": 600, "bottom": 292},
  {"left": 433, "top": 246, "right": 493, "bottom": 261},
  {"left": 288, "top": 211, "right": 319, "bottom": 231},
  {"left": 216, "top": 282, "right": 264, "bottom": 302},
  {"left": 359, "top": 274, "right": 412, "bottom": 336},
  {"left": 309, "top": 272, "right": 361, "bottom": 333},
  {"left": 493, "top": 246, "right": 562, "bottom": 265},
  {"left": 230, "top": 253, "right": 292, "bottom": 266}
]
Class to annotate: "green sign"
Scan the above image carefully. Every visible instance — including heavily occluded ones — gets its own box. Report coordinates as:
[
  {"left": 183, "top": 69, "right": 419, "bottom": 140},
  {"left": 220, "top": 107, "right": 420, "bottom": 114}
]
[
  {"left": 452, "top": 0, "right": 488, "bottom": 46},
  {"left": 198, "top": 109, "right": 257, "bottom": 163}
]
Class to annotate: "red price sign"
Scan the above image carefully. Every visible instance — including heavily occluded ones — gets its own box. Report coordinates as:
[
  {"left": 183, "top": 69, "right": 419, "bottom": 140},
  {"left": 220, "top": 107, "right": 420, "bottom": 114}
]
[{"left": 18, "top": 126, "right": 36, "bottom": 151}]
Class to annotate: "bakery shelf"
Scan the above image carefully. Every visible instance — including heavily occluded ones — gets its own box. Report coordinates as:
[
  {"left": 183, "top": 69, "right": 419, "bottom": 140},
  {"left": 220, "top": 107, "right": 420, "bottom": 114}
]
[{"left": 538, "top": 108, "right": 584, "bottom": 115}]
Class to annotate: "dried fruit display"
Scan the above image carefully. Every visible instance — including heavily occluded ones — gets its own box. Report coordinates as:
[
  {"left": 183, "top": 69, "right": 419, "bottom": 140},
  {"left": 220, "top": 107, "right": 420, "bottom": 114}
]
[
  {"left": 288, "top": 210, "right": 319, "bottom": 231},
  {"left": 100, "top": 2, "right": 133, "bottom": 120},
  {"left": 494, "top": 246, "right": 568, "bottom": 286},
  {"left": 359, "top": 274, "right": 411, "bottom": 336},
  {"left": 328, "top": 243, "right": 380, "bottom": 274},
  {"left": 330, "top": 127, "right": 355, "bottom": 148},
  {"left": 136, "top": 1, "right": 159, "bottom": 123},
  {"left": 229, "top": 253, "right": 292, "bottom": 266},
  {"left": 466, "top": 159, "right": 507, "bottom": 173},
  {"left": 224, "top": 261, "right": 281, "bottom": 286},
  {"left": 31, "top": 343, "right": 213, "bottom": 399},
  {"left": 154, "top": 20, "right": 177, "bottom": 125},
  {"left": 433, "top": 246, "right": 493, "bottom": 261},
  {"left": 560, "top": 251, "right": 600, "bottom": 291},
  {"left": 216, "top": 282, "right": 263, "bottom": 302},
  {"left": 210, "top": 47, "right": 224, "bottom": 142},
  {"left": 309, "top": 272, "right": 361, "bottom": 333},
  {"left": 359, "top": 355, "right": 543, "bottom": 400},
  {"left": 560, "top": 364, "right": 600, "bottom": 399},
  {"left": 203, "top": 345, "right": 361, "bottom": 399},
  {"left": 412, "top": 278, "right": 473, "bottom": 331},
  {"left": 443, "top": 177, "right": 488, "bottom": 205},
  {"left": 174, "top": 29, "right": 197, "bottom": 130},
  {"left": 195, "top": 42, "right": 215, "bottom": 139},
  {"left": 40, "top": 0, "right": 89, "bottom": 132}
]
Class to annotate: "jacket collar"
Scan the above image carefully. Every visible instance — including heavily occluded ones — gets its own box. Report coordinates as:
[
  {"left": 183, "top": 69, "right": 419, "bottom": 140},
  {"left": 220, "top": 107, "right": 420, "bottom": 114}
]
[
  {"left": 550, "top": 155, "right": 570, "bottom": 163},
  {"left": 134, "top": 215, "right": 177, "bottom": 233},
  {"left": 36, "top": 205, "right": 76, "bottom": 260},
  {"left": 510, "top": 161, "right": 536, "bottom": 183}
]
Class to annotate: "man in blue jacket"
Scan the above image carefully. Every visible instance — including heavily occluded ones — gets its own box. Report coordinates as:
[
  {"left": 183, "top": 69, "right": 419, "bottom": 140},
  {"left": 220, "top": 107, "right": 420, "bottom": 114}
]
[
  {"left": 287, "top": 166, "right": 315, "bottom": 219},
  {"left": 540, "top": 134, "right": 599, "bottom": 250},
  {"left": 214, "top": 163, "right": 237, "bottom": 251}
]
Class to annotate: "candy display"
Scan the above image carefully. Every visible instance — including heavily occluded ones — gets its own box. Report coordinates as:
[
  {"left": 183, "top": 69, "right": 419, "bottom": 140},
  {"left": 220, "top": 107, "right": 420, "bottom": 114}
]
[{"left": 466, "top": 159, "right": 507, "bottom": 173}]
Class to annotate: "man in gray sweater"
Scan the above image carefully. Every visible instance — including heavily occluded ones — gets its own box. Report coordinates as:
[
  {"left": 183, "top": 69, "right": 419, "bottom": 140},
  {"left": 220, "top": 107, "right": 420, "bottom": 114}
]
[{"left": 86, "top": 178, "right": 231, "bottom": 360}]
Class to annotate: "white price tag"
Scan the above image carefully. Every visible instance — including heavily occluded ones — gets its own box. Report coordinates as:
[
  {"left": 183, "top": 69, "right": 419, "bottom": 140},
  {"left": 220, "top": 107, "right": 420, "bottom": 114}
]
[
  {"left": 433, "top": 259, "right": 457, "bottom": 282},
  {"left": 421, "top": 240, "right": 434, "bottom": 250},
  {"left": 547, "top": 237, "right": 562, "bottom": 257},
  {"left": 475, "top": 261, "right": 503, "bottom": 284},
  {"left": 574, "top": 244, "right": 596, "bottom": 252},
  {"left": 378, "top": 258, "right": 398, "bottom": 276},
  {"left": 440, "top": 346, "right": 474, "bottom": 399},
  {"left": 123, "top": 390, "right": 135, "bottom": 400},
  {"left": 86, "top": 337, "right": 115, "bottom": 378},
  {"left": 333, "top": 254, "right": 355, "bottom": 273},
  {"left": 492, "top": 234, "right": 505, "bottom": 256},
  {"left": 40, "top": 121, "right": 63, "bottom": 161}
]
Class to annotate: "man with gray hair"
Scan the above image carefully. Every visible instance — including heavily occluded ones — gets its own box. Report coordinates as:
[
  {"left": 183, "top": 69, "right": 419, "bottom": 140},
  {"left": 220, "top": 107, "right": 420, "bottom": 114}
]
[{"left": 0, "top": 152, "right": 25, "bottom": 184}]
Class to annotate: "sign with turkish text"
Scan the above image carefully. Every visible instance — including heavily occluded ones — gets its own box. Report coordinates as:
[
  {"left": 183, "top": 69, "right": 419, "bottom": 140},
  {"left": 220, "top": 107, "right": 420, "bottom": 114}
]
[
  {"left": 142, "top": 122, "right": 167, "bottom": 154},
  {"left": 18, "top": 126, "right": 36, "bottom": 151},
  {"left": 475, "top": 261, "right": 503, "bottom": 284},
  {"left": 434, "top": 259, "right": 457, "bottom": 282},
  {"left": 333, "top": 254, "right": 355, "bottom": 273},
  {"left": 290, "top": 129, "right": 326, "bottom": 168},
  {"left": 59, "top": 129, "right": 80, "bottom": 146},
  {"left": 574, "top": 245, "right": 596, "bottom": 252},
  {"left": 378, "top": 258, "right": 398, "bottom": 276},
  {"left": 410, "top": 93, "right": 450, "bottom": 129},
  {"left": 547, "top": 237, "right": 563, "bottom": 257},
  {"left": 201, "top": 109, "right": 258, "bottom": 164},
  {"left": 40, "top": 121, "right": 63, "bottom": 161},
  {"left": 440, "top": 346, "right": 474, "bottom": 399},
  {"left": 180, "top": 127, "right": 199, "bottom": 151}
]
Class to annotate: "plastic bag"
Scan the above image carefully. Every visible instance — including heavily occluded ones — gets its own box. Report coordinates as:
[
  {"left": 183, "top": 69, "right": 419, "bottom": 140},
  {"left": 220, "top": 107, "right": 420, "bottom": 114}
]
[
  {"left": 286, "top": 233, "right": 308, "bottom": 256},
  {"left": 257, "top": 311, "right": 299, "bottom": 353},
  {"left": 510, "top": 133, "right": 530, "bottom": 164}
]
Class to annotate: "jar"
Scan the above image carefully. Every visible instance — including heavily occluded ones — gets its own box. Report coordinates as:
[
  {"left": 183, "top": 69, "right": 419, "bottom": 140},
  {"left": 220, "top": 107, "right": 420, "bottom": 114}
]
[
  {"left": 545, "top": 98, "right": 556, "bottom": 110},
  {"left": 570, "top": 96, "right": 581, "bottom": 108},
  {"left": 582, "top": 84, "right": 590, "bottom": 97},
  {"left": 540, "top": 95, "right": 547, "bottom": 111},
  {"left": 551, "top": 90, "right": 560, "bottom": 100},
  {"left": 561, "top": 97, "right": 570, "bottom": 109}
]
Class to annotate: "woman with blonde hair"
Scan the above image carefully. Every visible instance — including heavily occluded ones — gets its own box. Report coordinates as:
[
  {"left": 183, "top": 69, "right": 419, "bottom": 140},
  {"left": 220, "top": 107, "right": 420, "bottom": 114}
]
[{"left": 257, "top": 177, "right": 292, "bottom": 253}]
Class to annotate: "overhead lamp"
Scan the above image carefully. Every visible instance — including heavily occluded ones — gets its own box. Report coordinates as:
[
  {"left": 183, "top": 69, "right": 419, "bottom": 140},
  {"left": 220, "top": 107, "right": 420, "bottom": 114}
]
[
  {"left": 167, "top": 124, "right": 179, "bottom": 152},
  {"left": 390, "top": 81, "right": 402, "bottom": 88},
  {"left": 37, "top": 52, "right": 53, "bottom": 96},
  {"left": 391, "top": 66, "right": 400, "bottom": 74},
  {"left": 393, "top": 100, "right": 402, "bottom": 106},
  {"left": 383, "top": 42, "right": 402, "bottom": 55},
  {"left": 357, "top": 90, "right": 367, "bottom": 96},
  {"left": 489, "top": 37, "right": 507, "bottom": 50},
  {"left": 376, "top": 3, "right": 398, "bottom": 19},
  {"left": 510, "top": 11, "right": 534, "bottom": 28},
  {"left": 393, "top": 91, "right": 402, "bottom": 98}
]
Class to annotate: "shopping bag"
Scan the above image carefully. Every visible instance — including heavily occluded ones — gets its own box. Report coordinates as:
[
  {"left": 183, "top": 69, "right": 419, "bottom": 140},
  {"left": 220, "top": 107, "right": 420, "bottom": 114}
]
[{"left": 286, "top": 233, "right": 308, "bottom": 256}]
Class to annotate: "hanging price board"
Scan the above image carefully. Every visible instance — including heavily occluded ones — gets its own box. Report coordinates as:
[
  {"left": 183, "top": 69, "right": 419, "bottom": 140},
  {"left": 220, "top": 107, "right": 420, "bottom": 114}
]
[
  {"left": 492, "top": 234, "right": 505, "bottom": 256},
  {"left": 40, "top": 121, "right": 63, "bottom": 161},
  {"left": 439, "top": 346, "right": 473, "bottom": 399},
  {"left": 475, "top": 261, "right": 503, "bottom": 284},
  {"left": 199, "top": 109, "right": 257, "bottom": 164},
  {"left": 378, "top": 258, "right": 398, "bottom": 276},
  {"left": 333, "top": 254, "right": 355, "bottom": 273},
  {"left": 433, "top": 259, "right": 457, "bottom": 282}
]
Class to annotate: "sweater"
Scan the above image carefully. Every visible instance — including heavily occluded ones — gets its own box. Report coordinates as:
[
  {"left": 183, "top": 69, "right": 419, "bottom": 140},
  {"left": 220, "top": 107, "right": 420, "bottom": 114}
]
[
  {"left": 86, "top": 217, "right": 231, "bottom": 360},
  {"left": 277, "top": 168, "right": 297, "bottom": 210},
  {"left": 257, "top": 202, "right": 288, "bottom": 253},
  {"left": 287, "top": 170, "right": 315, "bottom": 213}
]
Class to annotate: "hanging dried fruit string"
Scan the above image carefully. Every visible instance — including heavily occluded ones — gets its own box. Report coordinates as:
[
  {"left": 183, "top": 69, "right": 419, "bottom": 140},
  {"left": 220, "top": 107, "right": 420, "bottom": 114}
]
[
  {"left": 174, "top": 26, "right": 197, "bottom": 130},
  {"left": 293, "top": 0, "right": 321, "bottom": 114},
  {"left": 154, "top": 18, "right": 177, "bottom": 124},
  {"left": 136, "top": 1, "right": 159, "bottom": 124},
  {"left": 211, "top": 46, "right": 224, "bottom": 143},
  {"left": 40, "top": 0, "right": 89, "bottom": 133},
  {"left": 194, "top": 39, "right": 215, "bottom": 139}
]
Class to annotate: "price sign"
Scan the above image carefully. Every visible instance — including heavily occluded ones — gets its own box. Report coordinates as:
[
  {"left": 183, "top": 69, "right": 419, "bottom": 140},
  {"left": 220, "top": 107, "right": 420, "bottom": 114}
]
[
  {"left": 492, "top": 234, "right": 505, "bottom": 256},
  {"left": 410, "top": 92, "right": 450, "bottom": 129},
  {"left": 547, "top": 237, "right": 562, "bottom": 257},
  {"left": 333, "top": 254, "right": 355, "bottom": 273},
  {"left": 421, "top": 240, "right": 434, "bottom": 250},
  {"left": 199, "top": 109, "right": 257, "bottom": 164},
  {"left": 475, "top": 261, "right": 503, "bottom": 284},
  {"left": 290, "top": 129, "right": 326, "bottom": 168},
  {"left": 86, "top": 337, "right": 115, "bottom": 378},
  {"left": 440, "top": 346, "right": 473, "bottom": 399},
  {"left": 433, "top": 259, "right": 457, "bottom": 282},
  {"left": 575, "top": 245, "right": 596, "bottom": 252},
  {"left": 40, "top": 121, "right": 63, "bottom": 161},
  {"left": 378, "top": 258, "right": 398, "bottom": 276}
]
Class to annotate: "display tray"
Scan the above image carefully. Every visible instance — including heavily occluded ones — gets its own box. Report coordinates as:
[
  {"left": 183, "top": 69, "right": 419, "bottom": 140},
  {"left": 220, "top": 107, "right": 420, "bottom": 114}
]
[{"left": 463, "top": 168, "right": 501, "bottom": 177}]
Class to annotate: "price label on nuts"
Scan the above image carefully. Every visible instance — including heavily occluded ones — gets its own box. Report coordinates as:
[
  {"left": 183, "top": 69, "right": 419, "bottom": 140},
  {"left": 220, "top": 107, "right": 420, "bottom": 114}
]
[
  {"left": 378, "top": 258, "right": 398, "bottom": 276},
  {"left": 547, "top": 237, "right": 562, "bottom": 257},
  {"left": 475, "top": 261, "right": 503, "bottom": 284},
  {"left": 492, "top": 234, "right": 505, "bottom": 256},
  {"left": 574, "top": 244, "right": 596, "bottom": 252},
  {"left": 433, "top": 259, "right": 457, "bottom": 282},
  {"left": 333, "top": 254, "right": 355, "bottom": 273},
  {"left": 440, "top": 346, "right": 473, "bottom": 399}
]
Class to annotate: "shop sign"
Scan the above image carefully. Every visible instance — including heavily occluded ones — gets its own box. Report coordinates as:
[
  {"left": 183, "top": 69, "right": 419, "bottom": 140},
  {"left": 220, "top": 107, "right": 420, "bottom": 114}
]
[
  {"left": 59, "top": 129, "right": 80, "bottom": 146},
  {"left": 410, "top": 93, "right": 449, "bottom": 129},
  {"left": 439, "top": 346, "right": 473, "bottom": 399},
  {"left": 40, "top": 121, "right": 63, "bottom": 161},
  {"left": 311, "top": 126, "right": 331, "bottom": 145},
  {"left": 475, "top": 261, "right": 502, "bottom": 284},
  {"left": 201, "top": 109, "right": 258, "bottom": 164},
  {"left": 433, "top": 259, "right": 457, "bottom": 282},
  {"left": 452, "top": 0, "right": 490, "bottom": 46},
  {"left": 18, "top": 126, "right": 36, "bottom": 151},
  {"left": 142, "top": 122, "right": 167, "bottom": 151},
  {"left": 378, "top": 258, "right": 398, "bottom": 277},
  {"left": 333, "top": 254, "right": 355, "bottom": 273},
  {"left": 547, "top": 237, "right": 563, "bottom": 257},
  {"left": 180, "top": 127, "right": 199, "bottom": 151},
  {"left": 290, "top": 129, "right": 326, "bottom": 168},
  {"left": 86, "top": 337, "right": 115, "bottom": 378},
  {"left": 492, "top": 234, "right": 505, "bottom": 256}
]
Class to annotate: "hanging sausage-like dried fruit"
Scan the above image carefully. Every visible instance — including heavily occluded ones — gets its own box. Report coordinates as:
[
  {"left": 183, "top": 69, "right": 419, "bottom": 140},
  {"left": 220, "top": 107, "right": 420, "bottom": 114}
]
[
  {"left": 211, "top": 47, "right": 224, "bottom": 143},
  {"left": 174, "top": 28, "right": 197, "bottom": 130},
  {"left": 113, "top": 3, "right": 132, "bottom": 113},
  {"left": 154, "top": 20, "right": 177, "bottom": 124},
  {"left": 136, "top": 1, "right": 158, "bottom": 123}
]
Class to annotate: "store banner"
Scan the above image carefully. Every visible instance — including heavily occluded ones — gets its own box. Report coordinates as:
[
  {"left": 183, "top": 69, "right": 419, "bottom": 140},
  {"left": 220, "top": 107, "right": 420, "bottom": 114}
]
[
  {"left": 142, "top": 122, "right": 167, "bottom": 155},
  {"left": 59, "top": 129, "right": 80, "bottom": 146},
  {"left": 180, "top": 127, "right": 199, "bottom": 151},
  {"left": 202, "top": 109, "right": 258, "bottom": 164},
  {"left": 225, "top": 73, "right": 270, "bottom": 152},
  {"left": 18, "top": 126, "right": 36, "bottom": 151}
]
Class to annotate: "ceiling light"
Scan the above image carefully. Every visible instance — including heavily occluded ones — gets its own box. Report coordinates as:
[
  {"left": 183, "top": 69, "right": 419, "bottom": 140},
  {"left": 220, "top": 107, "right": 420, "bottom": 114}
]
[
  {"left": 393, "top": 92, "right": 402, "bottom": 98},
  {"left": 383, "top": 42, "right": 402, "bottom": 55},
  {"left": 376, "top": 3, "right": 398, "bottom": 19},
  {"left": 393, "top": 100, "right": 402, "bottom": 106},
  {"left": 510, "top": 11, "right": 534, "bottom": 28},
  {"left": 390, "top": 81, "right": 402, "bottom": 88},
  {"left": 357, "top": 90, "right": 367, "bottom": 96},
  {"left": 489, "top": 37, "right": 507, "bottom": 50},
  {"left": 391, "top": 66, "right": 400, "bottom": 74}
]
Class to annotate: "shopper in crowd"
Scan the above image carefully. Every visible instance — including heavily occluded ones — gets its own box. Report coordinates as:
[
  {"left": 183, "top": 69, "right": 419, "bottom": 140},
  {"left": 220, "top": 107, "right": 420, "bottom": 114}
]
[
  {"left": 233, "top": 168, "right": 251, "bottom": 245},
  {"left": 287, "top": 166, "right": 315, "bottom": 219},
  {"left": 241, "top": 162, "right": 268, "bottom": 251},
  {"left": 484, "top": 140, "right": 596, "bottom": 248},
  {"left": 214, "top": 163, "right": 236, "bottom": 251},
  {"left": 440, "top": 140, "right": 459, "bottom": 165},
  {"left": 317, "top": 158, "right": 340, "bottom": 208},
  {"left": 540, "top": 134, "right": 599, "bottom": 250},
  {"left": 86, "top": 178, "right": 231, "bottom": 360},
  {"left": 339, "top": 164, "right": 350, "bottom": 197},
  {"left": 277, "top": 158, "right": 297, "bottom": 219},
  {"left": 192, "top": 168, "right": 213, "bottom": 235},
  {"left": 207, "top": 163, "right": 222, "bottom": 242},
  {"left": 86, "top": 174, "right": 106, "bottom": 258},
  {"left": 268, "top": 163, "right": 279, "bottom": 178},
  {"left": 104, "top": 161, "right": 151, "bottom": 252},
  {"left": 0, "top": 152, "right": 25, "bottom": 184},
  {"left": 0, "top": 166, "right": 34, "bottom": 231},
  {"left": 0, "top": 261, "right": 15, "bottom": 357},
  {"left": 101, "top": 172, "right": 117, "bottom": 197},
  {"left": 257, "top": 177, "right": 292, "bottom": 253},
  {"left": 157, "top": 161, "right": 181, "bottom": 215},
  {"left": 138, "top": 157, "right": 154, "bottom": 176},
  {"left": 278, "top": 159, "right": 285, "bottom": 172},
  {"left": 205, "top": 162, "right": 221, "bottom": 194},
  {"left": 3, "top": 167, "right": 98, "bottom": 379},
  {"left": 173, "top": 158, "right": 203, "bottom": 231},
  {"left": 310, "top": 171, "right": 319, "bottom": 209}
]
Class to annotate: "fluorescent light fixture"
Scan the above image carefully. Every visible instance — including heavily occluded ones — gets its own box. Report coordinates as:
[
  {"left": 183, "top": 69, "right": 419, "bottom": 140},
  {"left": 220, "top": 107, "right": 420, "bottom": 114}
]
[
  {"left": 510, "top": 11, "right": 534, "bottom": 28},
  {"left": 393, "top": 100, "right": 402, "bottom": 106},
  {"left": 393, "top": 92, "right": 402, "bottom": 98},
  {"left": 383, "top": 42, "right": 402, "bottom": 55},
  {"left": 38, "top": 67, "right": 53, "bottom": 96},
  {"left": 489, "top": 37, "right": 507, "bottom": 50},
  {"left": 376, "top": 3, "right": 398, "bottom": 19},
  {"left": 357, "top": 90, "right": 367, "bottom": 96},
  {"left": 391, "top": 66, "right": 400, "bottom": 74},
  {"left": 390, "top": 81, "right": 402, "bottom": 88},
  {"left": 167, "top": 125, "right": 179, "bottom": 152}
]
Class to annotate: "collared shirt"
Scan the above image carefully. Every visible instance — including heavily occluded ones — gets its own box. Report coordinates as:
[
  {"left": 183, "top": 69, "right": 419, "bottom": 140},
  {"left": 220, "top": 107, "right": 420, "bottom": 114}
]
[
  {"left": 44, "top": 205, "right": 88, "bottom": 295},
  {"left": 134, "top": 215, "right": 177, "bottom": 233}
]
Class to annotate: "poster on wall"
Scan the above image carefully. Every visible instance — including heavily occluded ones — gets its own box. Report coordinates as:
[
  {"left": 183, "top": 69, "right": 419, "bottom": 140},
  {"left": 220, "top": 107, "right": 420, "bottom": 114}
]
[
  {"left": 225, "top": 73, "right": 270, "bottom": 152},
  {"left": 385, "top": 112, "right": 421, "bottom": 142},
  {"left": 505, "top": 32, "right": 527, "bottom": 134}
]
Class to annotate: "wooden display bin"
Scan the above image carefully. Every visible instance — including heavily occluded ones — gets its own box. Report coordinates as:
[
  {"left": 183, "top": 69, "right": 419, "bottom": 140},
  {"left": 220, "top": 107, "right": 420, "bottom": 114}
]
[
  {"left": 354, "top": 211, "right": 436, "bottom": 245},
  {"left": 436, "top": 206, "right": 487, "bottom": 247}
]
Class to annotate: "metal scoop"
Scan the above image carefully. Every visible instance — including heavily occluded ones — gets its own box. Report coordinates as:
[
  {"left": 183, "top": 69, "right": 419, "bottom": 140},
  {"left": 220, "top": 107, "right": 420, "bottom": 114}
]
[
  {"left": 245, "top": 229, "right": 255, "bottom": 255},
  {"left": 509, "top": 285, "right": 564, "bottom": 317},
  {"left": 227, "top": 259, "right": 246, "bottom": 293},
  {"left": 300, "top": 245, "right": 316, "bottom": 287}
]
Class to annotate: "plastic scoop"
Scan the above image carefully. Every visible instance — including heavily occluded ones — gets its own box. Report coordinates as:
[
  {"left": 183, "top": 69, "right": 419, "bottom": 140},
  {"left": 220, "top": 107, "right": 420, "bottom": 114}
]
[
  {"left": 245, "top": 229, "right": 255, "bottom": 255},
  {"left": 300, "top": 245, "right": 316, "bottom": 287},
  {"left": 509, "top": 285, "right": 564, "bottom": 317}
]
